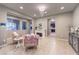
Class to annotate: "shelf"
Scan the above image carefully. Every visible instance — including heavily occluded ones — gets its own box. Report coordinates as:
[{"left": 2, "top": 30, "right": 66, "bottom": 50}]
[{"left": 69, "top": 33, "right": 79, "bottom": 54}]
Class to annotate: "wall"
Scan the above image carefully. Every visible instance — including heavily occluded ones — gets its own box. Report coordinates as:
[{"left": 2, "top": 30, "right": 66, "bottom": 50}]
[
  {"left": 0, "top": 5, "right": 7, "bottom": 45},
  {"left": 55, "top": 13, "right": 72, "bottom": 39},
  {"left": 35, "top": 12, "right": 72, "bottom": 40},
  {"left": 6, "top": 16, "right": 30, "bottom": 38},
  {"left": 35, "top": 18, "right": 48, "bottom": 37},
  {"left": 73, "top": 5, "right": 79, "bottom": 27},
  {"left": 32, "top": 19, "right": 36, "bottom": 33},
  {"left": 0, "top": 5, "right": 33, "bottom": 45}
]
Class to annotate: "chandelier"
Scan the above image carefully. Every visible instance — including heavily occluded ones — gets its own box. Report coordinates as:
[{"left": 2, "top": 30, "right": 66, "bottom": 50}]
[{"left": 38, "top": 5, "right": 47, "bottom": 17}]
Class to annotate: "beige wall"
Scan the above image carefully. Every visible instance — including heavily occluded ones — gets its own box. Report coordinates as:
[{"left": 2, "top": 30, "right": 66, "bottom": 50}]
[
  {"left": 32, "top": 19, "right": 36, "bottom": 33},
  {"left": 35, "top": 12, "right": 72, "bottom": 40},
  {"left": 55, "top": 13, "right": 72, "bottom": 39},
  {"left": 73, "top": 5, "right": 79, "bottom": 27},
  {"left": 0, "top": 5, "right": 33, "bottom": 45},
  {"left": 6, "top": 16, "right": 30, "bottom": 38}
]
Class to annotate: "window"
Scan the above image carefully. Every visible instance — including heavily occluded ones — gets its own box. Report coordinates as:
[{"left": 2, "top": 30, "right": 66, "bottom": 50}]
[
  {"left": 6, "top": 18, "right": 20, "bottom": 30},
  {"left": 30, "top": 21, "right": 32, "bottom": 30},
  {"left": 22, "top": 21, "right": 27, "bottom": 30},
  {"left": 50, "top": 23, "right": 55, "bottom": 28}
]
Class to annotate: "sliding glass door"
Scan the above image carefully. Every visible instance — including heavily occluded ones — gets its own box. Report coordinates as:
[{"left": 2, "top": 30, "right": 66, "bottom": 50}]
[{"left": 6, "top": 18, "right": 20, "bottom": 30}]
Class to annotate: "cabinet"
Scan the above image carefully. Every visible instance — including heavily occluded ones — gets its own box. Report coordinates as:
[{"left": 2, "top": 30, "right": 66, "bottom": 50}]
[{"left": 69, "top": 33, "right": 79, "bottom": 54}]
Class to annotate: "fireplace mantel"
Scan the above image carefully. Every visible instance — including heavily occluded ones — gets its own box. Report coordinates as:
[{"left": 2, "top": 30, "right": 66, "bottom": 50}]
[{"left": 35, "top": 30, "right": 45, "bottom": 38}]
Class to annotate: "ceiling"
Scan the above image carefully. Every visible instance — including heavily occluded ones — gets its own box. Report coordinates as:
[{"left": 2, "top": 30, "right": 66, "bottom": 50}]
[{"left": 1, "top": 3, "right": 78, "bottom": 19}]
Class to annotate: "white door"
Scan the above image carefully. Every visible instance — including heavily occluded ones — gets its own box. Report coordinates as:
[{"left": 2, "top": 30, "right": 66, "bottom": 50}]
[{"left": 48, "top": 18, "right": 56, "bottom": 37}]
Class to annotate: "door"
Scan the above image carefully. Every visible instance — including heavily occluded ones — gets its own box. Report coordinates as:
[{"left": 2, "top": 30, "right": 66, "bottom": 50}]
[{"left": 48, "top": 18, "right": 56, "bottom": 36}]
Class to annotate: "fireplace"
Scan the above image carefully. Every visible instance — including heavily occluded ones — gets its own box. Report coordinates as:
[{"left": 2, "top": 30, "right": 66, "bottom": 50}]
[
  {"left": 36, "top": 33, "right": 42, "bottom": 37},
  {"left": 51, "top": 29, "right": 55, "bottom": 32}
]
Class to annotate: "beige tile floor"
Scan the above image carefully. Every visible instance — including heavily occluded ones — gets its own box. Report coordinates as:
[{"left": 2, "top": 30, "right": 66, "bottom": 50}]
[{"left": 0, "top": 37, "right": 76, "bottom": 55}]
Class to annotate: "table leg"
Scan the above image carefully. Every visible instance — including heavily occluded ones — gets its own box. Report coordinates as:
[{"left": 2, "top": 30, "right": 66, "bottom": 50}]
[{"left": 16, "top": 40, "right": 20, "bottom": 48}]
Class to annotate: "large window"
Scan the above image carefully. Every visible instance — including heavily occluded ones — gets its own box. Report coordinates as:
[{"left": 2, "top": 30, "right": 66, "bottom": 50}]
[
  {"left": 6, "top": 18, "right": 20, "bottom": 30},
  {"left": 22, "top": 21, "right": 27, "bottom": 30},
  {"left": 30, "top": 21, "right": 32, "bottom": 30}
]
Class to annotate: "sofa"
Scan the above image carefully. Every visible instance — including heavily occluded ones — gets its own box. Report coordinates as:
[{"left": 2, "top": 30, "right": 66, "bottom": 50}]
[{"left": 24, "top": 34, "right": 39, "bottom": 49}]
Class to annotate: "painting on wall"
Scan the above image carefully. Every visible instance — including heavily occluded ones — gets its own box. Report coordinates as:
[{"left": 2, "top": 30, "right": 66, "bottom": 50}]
[{"left": 0, "top": 23, "right": 6, "bottom": 30}]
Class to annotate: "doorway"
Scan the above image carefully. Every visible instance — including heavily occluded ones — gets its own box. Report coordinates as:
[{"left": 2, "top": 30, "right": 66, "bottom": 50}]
[{"left": 48, "top": 18, "right": 56, "bottom": 37}]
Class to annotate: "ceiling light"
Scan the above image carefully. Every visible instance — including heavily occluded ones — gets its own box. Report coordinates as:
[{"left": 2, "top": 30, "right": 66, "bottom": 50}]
[
  {"left": 38, "top": 5, "right": 46, "bottom": 12},
  {"left": 51, "top": 18, "right": 55, "bottom": 22},
  {"left": 20, "top": 6, "right": 23, "bottom": 10},
  {"left": 60, "top": 6, "right": 64, "bottom": 10}
]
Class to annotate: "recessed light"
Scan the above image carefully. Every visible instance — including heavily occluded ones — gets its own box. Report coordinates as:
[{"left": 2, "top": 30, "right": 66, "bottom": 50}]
[
  {"left": 20, "top": 6, "right": 23, "bottom": 10},
  {"left": 60, "top": 6, "right": 64, "bottom": 10},
  {"left": 34, "top": 14, "right": 36, "bottom": 16}
]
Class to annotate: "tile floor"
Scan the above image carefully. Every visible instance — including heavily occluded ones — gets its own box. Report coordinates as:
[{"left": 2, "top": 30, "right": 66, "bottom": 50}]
[{"left": 0, "top": 37, "right": 76, "bottom": 55}]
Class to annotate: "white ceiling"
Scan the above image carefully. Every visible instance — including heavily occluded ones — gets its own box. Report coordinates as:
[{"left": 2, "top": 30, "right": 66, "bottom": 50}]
[{"left": 1, "top": 3, "right": 78, "bottom": 19}]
